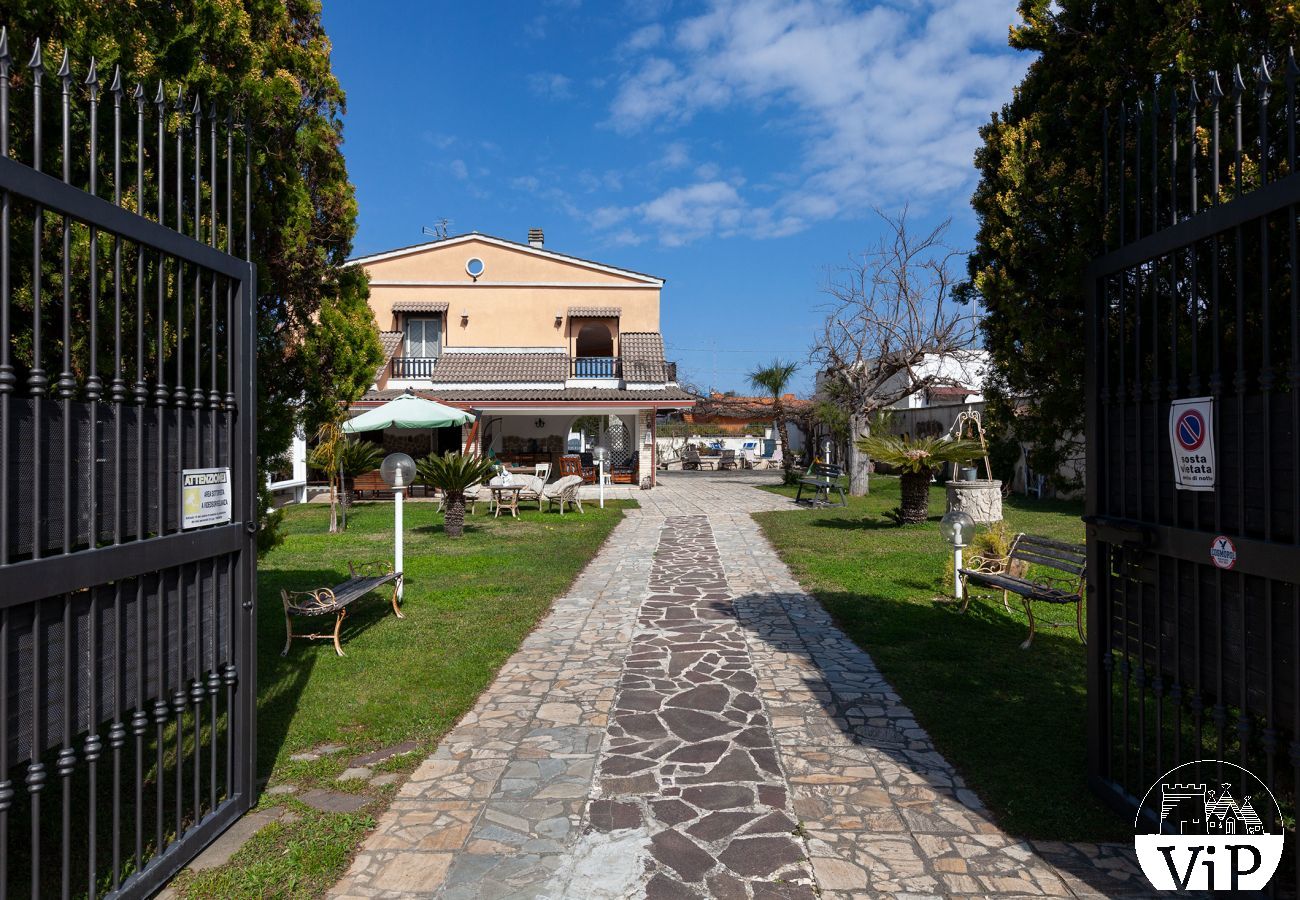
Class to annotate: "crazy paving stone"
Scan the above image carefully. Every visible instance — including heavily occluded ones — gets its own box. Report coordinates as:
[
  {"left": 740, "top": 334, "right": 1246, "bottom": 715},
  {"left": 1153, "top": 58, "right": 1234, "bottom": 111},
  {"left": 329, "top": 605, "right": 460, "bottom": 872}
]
[{"left": 328, "top": 472, "right": 1185, "bottom": 899}]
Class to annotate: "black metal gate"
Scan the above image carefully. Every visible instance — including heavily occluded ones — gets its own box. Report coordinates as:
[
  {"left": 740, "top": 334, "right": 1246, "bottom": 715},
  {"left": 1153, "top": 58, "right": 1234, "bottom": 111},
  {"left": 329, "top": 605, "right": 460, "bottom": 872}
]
[
  {"left": 0, "top": 32, "right": 257, "bottom": 899},
  {"left": 1085, "top": 57, "right": 1300, "bottom": 885}
]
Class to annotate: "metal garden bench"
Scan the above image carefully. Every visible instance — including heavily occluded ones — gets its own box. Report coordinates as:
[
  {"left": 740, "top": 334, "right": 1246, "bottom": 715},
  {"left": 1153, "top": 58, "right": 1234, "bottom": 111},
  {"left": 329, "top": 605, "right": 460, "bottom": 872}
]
[
  {"left": 280, "top": 560, "right": 404, "bottom": 657},
  {"left": 958, "top": 533, "right": 1086, "bottom": 649},
  {"left": 795, "top": 463, "right": 847, "bottom": 507}
]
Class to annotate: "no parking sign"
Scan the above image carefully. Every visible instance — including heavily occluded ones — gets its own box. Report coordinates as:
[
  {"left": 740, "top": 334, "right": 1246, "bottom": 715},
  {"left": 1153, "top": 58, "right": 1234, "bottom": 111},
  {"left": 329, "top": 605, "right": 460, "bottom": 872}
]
[{"left": 1169, "top": 397, "right": 1215, "bottom": 491}]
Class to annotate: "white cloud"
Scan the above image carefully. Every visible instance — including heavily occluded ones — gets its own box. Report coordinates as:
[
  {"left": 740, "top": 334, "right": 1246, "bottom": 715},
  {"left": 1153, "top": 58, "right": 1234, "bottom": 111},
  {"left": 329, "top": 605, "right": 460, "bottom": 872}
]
[
  {"left": 603, "top": 0, "right": 1028, "bottom": 241},
  {"left": 656, "top": 141, "right": 691, "bottom": 171},
  {"left": 449, "top": 159, "right": 469, "bottom": 180},
  {"left": 512, "top": 175, "right": 541, "bottom": 192},
  {"left": 583, "top": 179, "right": 804, "bottom": 247},
  {"left": 624, "top": 23, "right": 665, "bottom": 52},
  {"left": 528, "top": 71, "right": 573, "bottom": 100},
  {"left": 423, "top": 131, "right": 456, "bottom": 150}
]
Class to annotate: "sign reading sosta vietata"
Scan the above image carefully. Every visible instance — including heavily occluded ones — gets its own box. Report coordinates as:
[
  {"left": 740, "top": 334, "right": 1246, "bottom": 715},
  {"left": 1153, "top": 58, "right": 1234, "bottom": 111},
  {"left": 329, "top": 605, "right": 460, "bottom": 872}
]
[{"left": 181, "top": 467, "right": 231, "bottom": 529}]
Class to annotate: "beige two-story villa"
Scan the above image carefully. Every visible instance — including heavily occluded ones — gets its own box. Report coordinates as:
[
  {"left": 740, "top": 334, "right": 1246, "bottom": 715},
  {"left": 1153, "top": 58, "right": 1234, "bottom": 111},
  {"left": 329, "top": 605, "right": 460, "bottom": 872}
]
[{"left": 347, "top": 229, "right": 695, "bottom": 487}]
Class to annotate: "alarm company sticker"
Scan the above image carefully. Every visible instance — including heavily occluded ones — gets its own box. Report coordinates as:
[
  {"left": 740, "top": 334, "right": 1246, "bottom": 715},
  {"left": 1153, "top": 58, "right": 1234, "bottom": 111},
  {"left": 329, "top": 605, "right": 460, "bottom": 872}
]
[
  {"left": 1169, "top": 397, "right": 1215, "bottom": 491},
  {"left": 1210, "top": 535, "right": 1238, "bottom": 570}
]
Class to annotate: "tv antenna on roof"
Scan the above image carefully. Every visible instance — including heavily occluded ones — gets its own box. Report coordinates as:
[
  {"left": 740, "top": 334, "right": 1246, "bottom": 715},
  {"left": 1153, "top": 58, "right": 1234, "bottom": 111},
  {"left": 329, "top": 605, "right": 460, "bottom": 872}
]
[{"left": 422, "top": 218, "right": 451, "bottom": 240}]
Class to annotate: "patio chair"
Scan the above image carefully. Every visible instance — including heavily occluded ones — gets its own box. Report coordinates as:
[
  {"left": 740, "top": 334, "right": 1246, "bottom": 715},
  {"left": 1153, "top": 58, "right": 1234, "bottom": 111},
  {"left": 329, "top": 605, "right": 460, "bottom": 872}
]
[
  {"left": 718, "top": 449, "right": 738, "bottom": 470},
  {"left": 535, "top": 462, "right": 552, "bottom": 482},
  {"left": 516, "top": 474, "right": 546, "bottom": 509},
  {"left": 683, "top": 448, "right": 702, "bottom": 470},
  {"left": 543, "top": 475, "right": 584, "bottom": 515},
  {"left": 559, "top": 454, "right": 584, "bottom": 479}
]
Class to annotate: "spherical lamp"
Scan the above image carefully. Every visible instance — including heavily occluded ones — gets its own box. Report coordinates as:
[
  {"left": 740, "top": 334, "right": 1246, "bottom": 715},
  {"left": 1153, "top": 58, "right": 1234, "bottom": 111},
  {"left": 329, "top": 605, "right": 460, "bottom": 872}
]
[
  {"left": 380, "top": 452, "right": 415, "bottom": 489},
  {"left": 939, "top": 509, "right": 975, "bottom": 548}
]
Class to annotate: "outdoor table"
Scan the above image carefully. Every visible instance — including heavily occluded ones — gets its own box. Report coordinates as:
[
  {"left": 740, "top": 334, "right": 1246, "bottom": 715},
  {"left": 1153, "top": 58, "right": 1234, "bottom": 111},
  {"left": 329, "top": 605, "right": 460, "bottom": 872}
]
[{"left": 490, "top": 484, "right": 524, "bottom": 518}]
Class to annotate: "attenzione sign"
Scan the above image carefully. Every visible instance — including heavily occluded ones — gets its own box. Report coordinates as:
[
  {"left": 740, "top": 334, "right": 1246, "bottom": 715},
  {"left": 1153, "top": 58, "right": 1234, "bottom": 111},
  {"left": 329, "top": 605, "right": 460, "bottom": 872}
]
[{"left": 181, "top": 467, "right": 232, "bottom": 529}]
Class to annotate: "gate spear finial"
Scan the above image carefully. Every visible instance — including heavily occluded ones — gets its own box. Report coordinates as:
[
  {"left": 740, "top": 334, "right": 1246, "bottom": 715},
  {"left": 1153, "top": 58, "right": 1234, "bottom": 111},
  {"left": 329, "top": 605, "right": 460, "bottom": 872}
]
[{"left": 27, "top": 36, "right": 43, "bottom": 79}]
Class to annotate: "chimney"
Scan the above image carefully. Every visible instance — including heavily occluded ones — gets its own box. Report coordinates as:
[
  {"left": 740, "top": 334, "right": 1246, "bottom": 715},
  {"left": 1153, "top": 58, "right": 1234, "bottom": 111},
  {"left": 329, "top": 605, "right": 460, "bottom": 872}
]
[{"left": 528, "top": 227, "right": 544, "bottom": 248}]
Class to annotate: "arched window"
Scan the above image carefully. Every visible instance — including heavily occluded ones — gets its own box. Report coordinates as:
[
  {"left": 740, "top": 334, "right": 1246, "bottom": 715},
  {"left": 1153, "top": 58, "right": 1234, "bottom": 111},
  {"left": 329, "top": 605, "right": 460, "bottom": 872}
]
[{"left": 575, "top": 323, "right": 613, "bottom": 358}]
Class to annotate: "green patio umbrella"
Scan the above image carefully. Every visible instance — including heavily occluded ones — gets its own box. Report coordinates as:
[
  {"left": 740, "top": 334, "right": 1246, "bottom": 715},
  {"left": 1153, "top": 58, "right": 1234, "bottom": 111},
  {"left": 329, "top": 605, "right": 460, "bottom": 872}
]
[{"left": 343, "top": 390, "right": 475, "bottom": 432}]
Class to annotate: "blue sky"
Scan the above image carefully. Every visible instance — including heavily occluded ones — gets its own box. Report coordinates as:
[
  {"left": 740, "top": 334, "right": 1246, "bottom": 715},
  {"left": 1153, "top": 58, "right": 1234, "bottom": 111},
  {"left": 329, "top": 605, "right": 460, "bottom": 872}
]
[{"left": 322, "top": 0, "right": 1031, "bottom": 395}]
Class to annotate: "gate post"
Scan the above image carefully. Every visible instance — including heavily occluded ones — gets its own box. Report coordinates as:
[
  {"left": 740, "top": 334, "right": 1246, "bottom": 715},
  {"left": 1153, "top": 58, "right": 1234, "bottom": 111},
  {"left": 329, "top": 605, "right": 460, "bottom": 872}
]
[
  {"left": 235, "top": 260, "right": 258, "bottom": 807},
  {"left": 1084, "top": 267, "right": 1108, "bottom": 795}
]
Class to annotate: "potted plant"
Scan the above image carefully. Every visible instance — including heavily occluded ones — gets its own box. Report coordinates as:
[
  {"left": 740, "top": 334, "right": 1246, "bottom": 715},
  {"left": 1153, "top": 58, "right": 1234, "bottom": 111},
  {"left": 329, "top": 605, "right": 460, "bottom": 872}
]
[
  {"left": 856, "top": 434, "right": 982, "bottom": 524},
  {"left": 416, "top": 452, "right": 497, "bottom": 538}
]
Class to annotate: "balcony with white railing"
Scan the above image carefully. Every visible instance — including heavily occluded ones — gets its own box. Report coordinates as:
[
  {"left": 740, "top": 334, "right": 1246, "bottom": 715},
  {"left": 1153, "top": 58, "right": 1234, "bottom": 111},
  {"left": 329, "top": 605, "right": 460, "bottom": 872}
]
[
  {"left": 390, "top": 356, "right": 440, "bottom": 379},
  {"left": 570, "top": 356, "right": 621, "bottom": 379}
]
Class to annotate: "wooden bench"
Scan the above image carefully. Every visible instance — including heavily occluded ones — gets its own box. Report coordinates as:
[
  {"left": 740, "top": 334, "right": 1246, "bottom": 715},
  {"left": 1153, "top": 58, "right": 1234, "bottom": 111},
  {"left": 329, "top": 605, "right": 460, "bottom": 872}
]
[
  {"left": 350, "top": 470, "right": 401, "bottom": 500},
  {"left": 280, "top": 560, "right": 404, "bottom": 657},
  {"left": 958, "top": 533, "right": 1086, "bottom": 649},
  {"left": 795, "top": 463, "right": 847, "bottom": 507}
]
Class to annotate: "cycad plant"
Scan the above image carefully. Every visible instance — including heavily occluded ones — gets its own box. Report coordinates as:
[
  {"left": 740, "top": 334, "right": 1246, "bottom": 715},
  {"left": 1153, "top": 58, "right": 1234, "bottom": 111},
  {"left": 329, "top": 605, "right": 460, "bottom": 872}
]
[
  {"left": 856, "top": 434, "right": 982, "bottom": 524},
  {"left": 417, "top": 452, "right": 497, "bottom": 538}
]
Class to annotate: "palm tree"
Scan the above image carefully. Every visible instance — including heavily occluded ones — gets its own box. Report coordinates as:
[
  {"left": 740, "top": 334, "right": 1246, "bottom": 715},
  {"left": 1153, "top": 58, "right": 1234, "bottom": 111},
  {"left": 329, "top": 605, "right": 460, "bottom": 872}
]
[
  {"left": 748, "top": 359, "right": 800, "bottom": 480},
  {"left": 308, "top": 435, "right": 383, "bottom": 532},
  {"left": 416, "top": 452, "right": 497, "bottom": 538},
  {"left": 855, "top": 434, "right": 982, "bottom": 524}
]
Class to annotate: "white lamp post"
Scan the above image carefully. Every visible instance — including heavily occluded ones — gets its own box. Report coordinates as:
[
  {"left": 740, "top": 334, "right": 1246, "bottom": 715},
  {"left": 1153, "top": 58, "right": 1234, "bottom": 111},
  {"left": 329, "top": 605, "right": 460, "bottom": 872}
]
[
  {"left": 380, "top": 453, "right": 416, "bottom": 600},
  {"left": 939, "top": 509, "right": 975, "bottom": 602},
  {"left": 593, "top": 445, "right": 609, "bottom": 508}
]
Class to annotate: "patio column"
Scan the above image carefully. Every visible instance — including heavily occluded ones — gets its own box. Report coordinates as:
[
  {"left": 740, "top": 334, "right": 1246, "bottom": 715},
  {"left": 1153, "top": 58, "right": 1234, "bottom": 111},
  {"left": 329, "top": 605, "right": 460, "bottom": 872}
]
[{"left": 637, "top": 408, "right": 654, "bottom": 487}]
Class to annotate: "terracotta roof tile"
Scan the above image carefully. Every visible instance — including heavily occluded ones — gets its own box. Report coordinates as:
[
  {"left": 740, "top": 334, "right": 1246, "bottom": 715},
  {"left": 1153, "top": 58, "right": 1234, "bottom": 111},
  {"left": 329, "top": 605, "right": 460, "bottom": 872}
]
[
  {"left": 620, "top": 332, "right": 670, "bottom": 382},
  {"left": 567, "top": 306, "right": 621, "bottom": 317},
  {"left": 374, "top": 331, "right": 403, "bottom": 384},
  {"left": 420, "top": 352, "right": 568, "bottom": 383},
  {"left": 391, "top": 300, "right": 449, "bottom": 312},
  {"left": 359, "top": 386, "right": 697, "bottom": 403}
]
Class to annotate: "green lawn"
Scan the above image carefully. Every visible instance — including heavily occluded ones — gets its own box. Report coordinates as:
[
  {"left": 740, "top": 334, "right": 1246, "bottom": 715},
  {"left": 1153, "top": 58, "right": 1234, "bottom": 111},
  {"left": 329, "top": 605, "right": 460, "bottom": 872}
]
[
  {"left": 754, "top": 476, "right": 1127, "bottom": 843},
  {"left": 174, "top": 498, "right": 630, "bottom": 899}
]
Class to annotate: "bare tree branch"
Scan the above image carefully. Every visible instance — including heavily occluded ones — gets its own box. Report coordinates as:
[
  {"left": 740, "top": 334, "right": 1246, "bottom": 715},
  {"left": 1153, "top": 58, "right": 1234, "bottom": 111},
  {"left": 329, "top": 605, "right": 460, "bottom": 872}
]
[{"left": 811, "top": 207, "right": 979, "bottom": 492}]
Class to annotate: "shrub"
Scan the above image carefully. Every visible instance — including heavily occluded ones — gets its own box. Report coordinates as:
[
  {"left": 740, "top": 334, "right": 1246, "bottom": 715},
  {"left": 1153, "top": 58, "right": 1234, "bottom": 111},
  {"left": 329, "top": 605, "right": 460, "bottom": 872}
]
[{"left": 943, "top": 521, "right": 1025, "bottom": 591}]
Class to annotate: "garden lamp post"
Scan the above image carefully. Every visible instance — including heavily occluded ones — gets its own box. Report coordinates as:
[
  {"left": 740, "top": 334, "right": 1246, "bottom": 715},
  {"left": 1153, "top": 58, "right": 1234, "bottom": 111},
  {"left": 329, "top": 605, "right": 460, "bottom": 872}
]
[
  {"left": 939, "top": 509, "right": 975, "bottom": 602},
  {"left": 593, "top": 445, "right": 609, "bottom": 508},
  {"left": 380, "top": 453, "right": 416, "bottom": 600}
]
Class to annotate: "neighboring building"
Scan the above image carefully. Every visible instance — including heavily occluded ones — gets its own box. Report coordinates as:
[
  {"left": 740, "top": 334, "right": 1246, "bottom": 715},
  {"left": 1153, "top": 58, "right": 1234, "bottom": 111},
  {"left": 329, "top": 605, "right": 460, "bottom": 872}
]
[
  {"left": 684, "top": 391, "right": 812, "bottom": 439},
  {"left": 267, "top": 429, "right": 308, "bottom": 505},
  {"left": 656, "top": 391, "right": 809, "bottom": 465},
  {"left": 880, "top": 350, "right": 989, "bottom": 409},
  {"left": 346, "top": 229, "right": 695, "bottom": 485}
]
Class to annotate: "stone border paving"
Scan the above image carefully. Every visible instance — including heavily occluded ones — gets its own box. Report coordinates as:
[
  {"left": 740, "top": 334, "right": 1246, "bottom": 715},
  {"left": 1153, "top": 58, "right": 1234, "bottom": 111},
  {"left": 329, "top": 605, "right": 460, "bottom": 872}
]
[{"left": 331, "top": 472, "right": 1169, "bottom": 899}]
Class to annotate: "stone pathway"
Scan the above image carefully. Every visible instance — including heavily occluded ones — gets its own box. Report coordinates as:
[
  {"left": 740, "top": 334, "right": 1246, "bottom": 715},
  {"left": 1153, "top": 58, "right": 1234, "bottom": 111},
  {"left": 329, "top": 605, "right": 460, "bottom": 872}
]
[{"left": 331, "top": 472, "right": 1160, "bottom": 899}]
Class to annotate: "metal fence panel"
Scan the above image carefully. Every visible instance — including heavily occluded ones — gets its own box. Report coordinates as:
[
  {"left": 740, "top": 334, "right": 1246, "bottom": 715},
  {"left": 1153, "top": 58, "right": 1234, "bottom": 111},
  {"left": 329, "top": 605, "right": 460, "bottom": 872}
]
[
  {"left": 1086, "top": 57, "right": 1300, "bottom": 894},
  {"left": 0, "top": 32, "right": 257, "bottom": 899}
]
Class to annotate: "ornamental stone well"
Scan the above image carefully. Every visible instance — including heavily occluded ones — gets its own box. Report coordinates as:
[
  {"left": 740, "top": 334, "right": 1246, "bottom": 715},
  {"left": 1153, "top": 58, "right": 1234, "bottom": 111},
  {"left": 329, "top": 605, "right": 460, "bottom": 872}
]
[{"left": 945, "top": 479, "right": 1003, "bottom": 525}]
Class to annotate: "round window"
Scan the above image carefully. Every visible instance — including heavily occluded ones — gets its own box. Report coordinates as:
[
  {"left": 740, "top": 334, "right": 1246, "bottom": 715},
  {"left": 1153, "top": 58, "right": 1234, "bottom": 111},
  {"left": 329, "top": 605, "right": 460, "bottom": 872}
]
[{"left": 466, "top": 257, "right": 486, "bottom": 279}]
